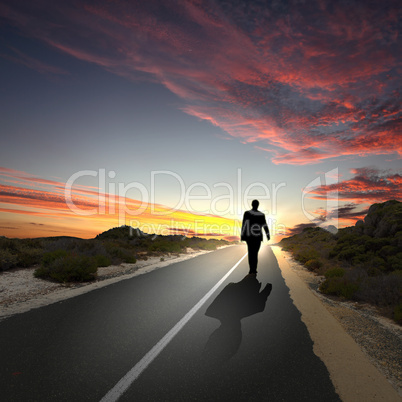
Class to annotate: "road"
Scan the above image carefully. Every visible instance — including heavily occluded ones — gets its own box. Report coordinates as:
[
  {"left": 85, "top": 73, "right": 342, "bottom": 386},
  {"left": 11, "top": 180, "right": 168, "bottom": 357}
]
[{"left": 0, "top": 245, "right": 340, "bottom": 401}]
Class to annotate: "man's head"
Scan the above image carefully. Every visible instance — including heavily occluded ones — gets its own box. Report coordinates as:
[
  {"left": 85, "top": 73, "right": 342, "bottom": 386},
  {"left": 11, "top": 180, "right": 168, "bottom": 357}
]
[{"left": 251, "top": 199, "right": 259, "bottom": 210}]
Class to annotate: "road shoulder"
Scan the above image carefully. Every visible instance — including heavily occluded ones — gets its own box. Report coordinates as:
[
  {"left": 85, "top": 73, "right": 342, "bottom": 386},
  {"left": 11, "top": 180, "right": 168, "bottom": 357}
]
[{"left": 272, "top": 246, "right": 401, "bottom": 402}]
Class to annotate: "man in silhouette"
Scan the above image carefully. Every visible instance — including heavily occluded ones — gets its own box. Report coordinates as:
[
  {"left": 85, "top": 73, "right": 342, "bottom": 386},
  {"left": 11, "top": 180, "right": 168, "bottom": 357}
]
[{"left": 241, "top": 199, "right": 270, "bottom": 274}]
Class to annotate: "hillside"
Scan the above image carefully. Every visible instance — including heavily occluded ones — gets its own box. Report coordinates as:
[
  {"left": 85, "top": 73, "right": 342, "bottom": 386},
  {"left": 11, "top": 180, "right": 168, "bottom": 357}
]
[{"left": 279, "top": 200, "right": 402, "bottom": 324}]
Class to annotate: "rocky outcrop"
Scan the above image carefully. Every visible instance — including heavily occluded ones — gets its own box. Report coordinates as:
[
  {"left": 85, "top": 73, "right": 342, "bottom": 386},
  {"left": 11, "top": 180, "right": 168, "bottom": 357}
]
[{"left": 362, "top": 200, "right": 401, "bottom": 238}]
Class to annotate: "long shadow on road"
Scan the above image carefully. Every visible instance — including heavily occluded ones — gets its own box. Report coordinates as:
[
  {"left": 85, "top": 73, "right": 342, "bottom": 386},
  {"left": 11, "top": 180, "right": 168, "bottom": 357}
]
[{"left": 204, "top": 274, "right": 272, "bottom": 363}]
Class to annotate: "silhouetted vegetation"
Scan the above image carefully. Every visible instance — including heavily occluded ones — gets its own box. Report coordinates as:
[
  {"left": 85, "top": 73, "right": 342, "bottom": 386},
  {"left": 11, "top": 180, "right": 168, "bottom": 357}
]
[
  {"left": 280, "top": 200, "right": 402, "bottom": 324},
  {"left": 34, "top": 250, "right": 98, "bottom": 282},
  {"left": 0, "top": 237, "right": 44, "bottom": 270},
  {"left": 0, "top": 226, "right": 232, "bottom": 283}
]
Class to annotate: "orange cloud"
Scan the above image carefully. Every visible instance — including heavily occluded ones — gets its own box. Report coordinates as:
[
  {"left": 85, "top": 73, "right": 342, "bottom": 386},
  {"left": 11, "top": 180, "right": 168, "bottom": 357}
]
[{"left": 0, "top": 168, "right": 239, "bottom": 239}]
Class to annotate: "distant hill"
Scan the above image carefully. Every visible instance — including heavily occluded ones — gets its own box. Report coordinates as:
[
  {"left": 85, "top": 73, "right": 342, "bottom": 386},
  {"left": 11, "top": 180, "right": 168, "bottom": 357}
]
[
  {"left": 1, "top": 224, "right": 232, "bottom": 283},
  {"left": 94, "top": 225, "right": 145, "bottom": 240},
  {"left": 279, "top": 200, "right": 402, "bottom": 324}
]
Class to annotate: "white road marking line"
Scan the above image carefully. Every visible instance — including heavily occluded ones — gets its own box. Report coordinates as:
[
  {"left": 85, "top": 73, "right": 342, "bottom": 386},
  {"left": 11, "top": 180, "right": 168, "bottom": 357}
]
[{"left": 100, "top": 252, "right": 248, "bottom": 402}]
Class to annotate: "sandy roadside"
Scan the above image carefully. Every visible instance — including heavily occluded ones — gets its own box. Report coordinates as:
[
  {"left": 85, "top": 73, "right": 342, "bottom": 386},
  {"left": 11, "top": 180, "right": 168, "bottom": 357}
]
[{"left": 272, "top": 246, "right": 401, "bottom": 401}]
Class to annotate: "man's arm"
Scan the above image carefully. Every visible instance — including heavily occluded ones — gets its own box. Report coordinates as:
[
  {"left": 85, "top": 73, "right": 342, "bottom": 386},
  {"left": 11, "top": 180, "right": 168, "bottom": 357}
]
[
  {"left": 241, "top": 212, "right": 248, "bottom": 241},
  {"left": 263, "top": 216, "right": 270, "bottom": 241}
]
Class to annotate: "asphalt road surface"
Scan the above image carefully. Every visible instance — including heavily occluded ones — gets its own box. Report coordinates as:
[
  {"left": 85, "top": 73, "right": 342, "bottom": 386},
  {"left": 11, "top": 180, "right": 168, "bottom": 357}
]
[{"left": 0, "top": 245, "right": 341, "bottom": 401}]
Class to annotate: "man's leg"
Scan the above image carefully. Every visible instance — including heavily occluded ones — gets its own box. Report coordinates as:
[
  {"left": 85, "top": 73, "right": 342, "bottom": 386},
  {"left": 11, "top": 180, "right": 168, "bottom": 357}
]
[{"left": 247, "top": 240, "right": 261, "bottom": 273}]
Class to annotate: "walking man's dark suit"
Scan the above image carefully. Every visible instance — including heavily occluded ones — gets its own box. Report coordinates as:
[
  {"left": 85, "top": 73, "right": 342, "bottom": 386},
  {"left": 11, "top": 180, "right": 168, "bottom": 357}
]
[{"left": 241, "top": 200, "right": 270, "bottom": 274}]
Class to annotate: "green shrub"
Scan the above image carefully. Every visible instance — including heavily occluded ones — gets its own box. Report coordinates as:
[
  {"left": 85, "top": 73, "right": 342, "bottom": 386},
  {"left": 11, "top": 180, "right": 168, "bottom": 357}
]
[
  {"left": 35, "top": 252, "right": 97, "bottom": 282},
  {"left": 116, "top": 249, "right": 136, "bottom": 263},
  {"left": 192, "top": 240, "right": 217, "bottom": 250},
  {"left": 123, "top": 254, "right": 136, "bottom": 264},
  {"left": 320, "top": 277, "right": 342, "bottom": 296},
  {"left": 379, "top": 245, "right": 398, "bottom": 258},
  {"left": 320, "top": 277, "right": 359, "bottom": 299},
  {"left": 366, "top": 266, "right": 382, "bottom": 277},
  {"left": 0, "top": 238, "right": 18, "bottom": 252},
  {"left": 42, "top": 250, "right": 68, "bottom": 266},
  {"left": 0, "top": 249, "right": 18, "bottom": 270},
  {"left": 394, "top": 303, "right": 402, "bottom": 325},
  {"left": 387, "top": 253, "right": 402, "bottom": 271},
  {"left": 149, "top": 241, "right": 182, "bottom": 253},
  {"left": 367, "top": 256, "right": 387, "bottom": 272},
  {"left": 18, "top": 247, "right": 43, "bottom": 267},
  {"left": 305, "top": 259, "right": 322, "bottom": 271},
  {"left": 355, "top": 275, "right": 401, "bottom": 307},
  {"left": 365, "top": 238, "right": 390, "bottom": 252},
  {"left": 341, "top": 282, "right": 360, "bottom": 299},
  {"left": 294, "top": 247, "right": 319, "bottom": 264},
  {"left": 337, "top": 245, "right": 364, "bottom": 261},
  {"left": 352, "top": 253, "right": 370, "bottom": 265},
  {"left": 324, "top": 267, "right": 345, "bottom": 278},
  {"left": 105, "top": 242, "right": 136, "bottom": 263},
  {"left": 94, "top": 254, "right": 112, "bottom": 267}
]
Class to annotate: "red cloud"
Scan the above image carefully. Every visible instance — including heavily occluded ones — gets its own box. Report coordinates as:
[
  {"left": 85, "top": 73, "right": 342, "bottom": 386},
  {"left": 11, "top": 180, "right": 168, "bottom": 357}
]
[
  {"left": 308, "top": 167, "right": 402, "bottom": 203},
  {"left": 0, "top": 167, "right": 101, "bottom": 197},
  {"left": 286, "top": 202, "right": 371, "bottom": 235},
  {"left": 285, "top": 223, "right": 317, "bottom": 236},
  {"left": 0, "top": 184, "right": 99, "bottom": 211},
  {"left": 334, "top": 204, "right": 369, "bottom": 222},
  {"left": 0, "top": 0, "right": 400, "bottom": 164}
]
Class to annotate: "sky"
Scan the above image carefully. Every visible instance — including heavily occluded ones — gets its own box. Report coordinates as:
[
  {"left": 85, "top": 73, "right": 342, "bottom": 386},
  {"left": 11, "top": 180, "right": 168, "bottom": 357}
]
[{"left": 0, "top": 0, "right": 401, "bottom": 241}]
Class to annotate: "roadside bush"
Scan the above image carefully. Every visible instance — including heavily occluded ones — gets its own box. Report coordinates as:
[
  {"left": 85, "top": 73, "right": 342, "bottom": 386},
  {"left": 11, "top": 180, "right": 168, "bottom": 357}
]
[
  {"left": 280, "top": 200, "right": 402, "bottom": 323},
  {"left": 337, "top": 245, "right": 365, "bottom": 261},
  {"left": 366, "top": 256, "right": 387, "bottom": 272},
  {"left": 394, "top": 303, "right": 402, "bottom": 325},
  {"left": 109, "top": 246, "right": 136, "bottom": 263},
  {"left": 305, "top": 259, "right": 323, "bottom": 271},
  {"left": 17, "top": 247, "right": 43, "bottom": 267},
  {"left": 324, "top": 267, "right": 345, "bottom": 278},
  {"left": 0, "top": 238, "right": 45, "bottom": 270},
  {"left": 94, "top": 254, "right": 112, "bottom": 267},
  {"left": 43, "top": 238, "right": 78, "bottom": 253},
  {"left": 35, "top": 253, "right": 97, "bottom": 282},
  {"left": 0, "top": 249, "right": 18, "bottom": 271},
  {"left": 0, "top": 237, "right": 18, "bottom": 252},
  {"left": 148, "top": 241, "right": 182, "bottom": 253},
  {"left": 351, "top": 253, "right": 370, "bottom": 265},
  {"left": 320, "top": 277, "right": 359, "bottom": 299},
  {"left": 294, "top": 247, "right": 319, "bottom": 264},
  {"left": 387, "top": 253, "right": 402, "bottom": 271},
  {"left": 354, "top": 274, "right": 401, "bottom": 307},
  {"left": 190, "top": 240, "right": 217, "bottom": 250},
  {"left": 365, "top": 238, "right": 390, "bottom": 252},
  {"left": 42, "top": 249, "right": 69, "bottom": 266},
  {"left": 379, "top": 245, "right": 398, "bottom": 258},
  {"left": 366, "top": 266, "right": 383, "bottom": 277}
]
